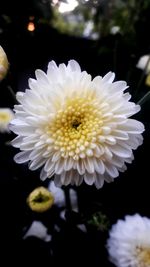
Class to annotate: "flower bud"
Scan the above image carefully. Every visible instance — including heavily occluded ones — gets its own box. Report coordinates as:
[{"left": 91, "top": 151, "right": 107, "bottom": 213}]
[
  {"left": 27, "top": 186, "right": 54, "bottom": 212},
  {"left": 0, "top": 108, "right": 14, "bottom": 133},
  {"left": 0, "top": 46, "right": 9, "bottom": 81}
]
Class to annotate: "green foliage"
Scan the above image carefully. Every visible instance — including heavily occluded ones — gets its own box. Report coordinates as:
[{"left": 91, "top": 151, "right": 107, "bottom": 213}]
[{"left": 87, "top": 211, "right": 110, "bottom": 232}]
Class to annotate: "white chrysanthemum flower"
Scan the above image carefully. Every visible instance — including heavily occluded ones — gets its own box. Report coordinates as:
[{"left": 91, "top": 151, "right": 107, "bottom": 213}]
[
  {"left": 0, "top": 108, "right": 14, "bottom": 133},
  {"left": 136, "top": 55, "right": 150, "bottom": 74},
  {"left": 107, "top": 214, "right": 150, "bottom": 267},
  {"left": 10, "top": 60, "right": 144, "bottom": 188}
]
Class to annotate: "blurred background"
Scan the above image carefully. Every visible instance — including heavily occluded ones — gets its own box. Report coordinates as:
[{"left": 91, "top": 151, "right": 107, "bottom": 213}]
[{"left": 1, "top": 0, "right": 150, "bottom": 266}]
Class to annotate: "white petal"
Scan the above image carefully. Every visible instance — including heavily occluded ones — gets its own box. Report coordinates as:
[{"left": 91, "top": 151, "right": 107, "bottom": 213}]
[
  {"left": 92, "top": 76, "right": 102, "bottom": 86},
  {"left": 77, "top": 160, "right": 85, "bottom": 175},
  {"left": 51, "top": 152, "right": 61, "bottom": 163},
  {"left": 59, "top": 63, "right": 66, "bottom": 73},
  {"left": 63, "top": 171, "right": 73, "bottom": 186},
  {"left": 60, "top": 171, "right": 66, "bottom": 184},
  {"left": 111, "top": 81, "right": 128, "bottom": 93},
  {"left": 48, "top": 60, "right": 58, "bottom": 71},
  {"left": 105, "top": 163, "right": 119, "bottom": 178},
  {"left": 54, "top": 174, "right": 62, "bottom": 187},
  {"left": 110, "top": 144, "right": 132, "bottom": 158},
  {"left": 120, "top": 119, "right": 144, "bottom": 134},
  {"left": 104, "top": 173, "right": 114, "bottom": 183},
  {"left": 102, "top": 72, "right": 115, "bottom": 83},
  {"left": 35, "top": 69, "right": 49, "bottom": 87},
  {"left": 14, "top": 151, "right": 30, "bottom": 163},
  {"left": 29, "top": 148, "right": 46, "bottom": 161},
  {"left": 29, "top": 157, "right": 46, "bottom": 170},
  {"left": 55, "top": 159, "right": 65, "bottom": 174},
  {"left": 83, "top": 157, "right": 94, "bottom": 173},
  {"left": 40, "top": 168, "right": 48, "bottom": 181},
  {"left": 10, "top": 124, "right": 34, "bottom": 136},
  {"left": 112, "top": 130, "right": 129, "bottom": 140},
  {"left": 105, "top": 136, "right": 116, "bottom": 145},
  {"left": 74, "top": 172, "right": 81, "bottom": 186},
  {"left": 64, "top": 157, "right": 74, "bottom": 171},
  {"left": 68, "top": 60, "right": 81, "bottom": 72},
  {"left": 93, "top": 145, "right": 104, "bottom": 157},
  {"left": 28, "top": 78, "right": 38, "bottom": 91},
  {"left": 44, "top": 158, "right": 54, "bottom": 172},
  {"left": 93, "top": 158, "right": 105, "bottom": 174},
  {"left": 16, "top": 92, "right": 24, "bottom": 103},
  {"left": 11, "top": 136, "right": 23, "bottom": 148},
  {"left": 84, "top": 172, "right": 95, "bottom": 185},
  {"left": 108, "top": 156, "right": 124, "bottom": 168},
  {"left": 20, "top": 141, "right": 36, "bottom": 150},
  {"left": 95, "top": 174, "right": 104, "bottom": 189}
]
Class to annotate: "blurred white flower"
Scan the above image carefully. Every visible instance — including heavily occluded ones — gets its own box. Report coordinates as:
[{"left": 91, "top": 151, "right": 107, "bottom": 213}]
[
  {"left": 107, "top": 214, "right": 150, "bottom": 267},
  {"left": 136, "top": 55, "right": 150, "bottom": 74},
  {"left": 0, "top": 108, "right": 14, "bottom": 133},
  {"left": 48, "top": 181, "right": 78, "bottom": 211},
  {"left": 83, "top": 21, "right": 99, "bottom": 40},
  {"left": 110, "top": 26, "right": 120, "bottom": 35},
  {"left": 83, "top": 21, "right": 94, "bottom": 37},
  {"left": 58, "top": 0, "right": 78, "bottom": 13},
  {"left": 48, "top": 181, "right": 65, "bottom": 207},
  {"left": 23, "top": 220, "right": 52, "bottom": 242},
  {"left": 11, "top": 60, "right": 144, "bottom": 188},
  {"left": 0, "top": 46, "right": 9, "bottom": 81}
]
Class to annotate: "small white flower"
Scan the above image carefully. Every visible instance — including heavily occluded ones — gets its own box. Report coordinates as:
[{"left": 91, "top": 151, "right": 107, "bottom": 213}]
[
  {"left": 0, "top": 46, "right": 9, "bottom": 81},
  {"left": 136, "top": 55, "right": 150, "bottom": 74},
  {"left": 48, "top": 181, "right": 78, "bottom": 211},
  {"left": 10, "top": 60, "right": 144, "bottom": 188},
  {"left": 48, "top": 181, "right": 65, "bottom": 207},
  {"left": 23, "top": 220, "right": 52, "bottom": 242},
  {"left": 110, "top": 26, "right": 120, "bottom": 35},
  {"left": 107, "top": 214, "right": 150, "bottom": 267},
  {"left": 0, "top": 108, "right": 14, "bottom": 133}
]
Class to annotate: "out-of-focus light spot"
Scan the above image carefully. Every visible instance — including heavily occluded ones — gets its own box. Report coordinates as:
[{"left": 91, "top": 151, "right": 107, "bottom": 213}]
[
  {"left": 58, "top": 0, "right": 78, "bottom": 13},
  {"left": 27, "top": 22, "right": 35, "bottom": 32},
  {"left": 29, "top": 16, "right": 35, "bottom": 21},
  {"left": 52, "top": 0, "right": 59, "bottom": 5}
]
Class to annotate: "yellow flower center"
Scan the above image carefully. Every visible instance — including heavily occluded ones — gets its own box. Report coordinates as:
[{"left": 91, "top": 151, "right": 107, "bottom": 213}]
[
  {"left": 136, "top": 246, "right": 150, "bottom": 267},
  {"left": 46, "top": 95, "right": 103, "bottom": 160},
  {"left": 0, "top": 112, "right": 10, "bottom": 122}
]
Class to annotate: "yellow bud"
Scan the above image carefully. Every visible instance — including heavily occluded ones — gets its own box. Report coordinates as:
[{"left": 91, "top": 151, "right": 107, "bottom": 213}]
[
  {"left": 27, "top": 186, "right": 54, "bottom": 213},
  {"left": 0, "top": 46, "right": 9, "bottom": 81},
  {"left": 0, "top": 108, "right": 14, "bottom": 133},
  {"left": 146, "top": 74, "right": 150, "bottom": 87}
]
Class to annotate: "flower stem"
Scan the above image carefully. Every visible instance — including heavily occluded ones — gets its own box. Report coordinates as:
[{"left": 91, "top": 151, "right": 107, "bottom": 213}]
[
  {"left": 64, "top": 187, "right": 71, "bottom": 212},
  {"left": 7, "top": 85, "right": 17, "bottom": 103},
  {"left": 137, "top": 91, "right": 150, "bottom": 106}
]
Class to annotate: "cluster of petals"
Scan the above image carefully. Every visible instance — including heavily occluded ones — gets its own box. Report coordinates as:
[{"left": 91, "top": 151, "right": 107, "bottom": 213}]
[{"left": 10, "top": 60, "right": 144, "bottom": 188}]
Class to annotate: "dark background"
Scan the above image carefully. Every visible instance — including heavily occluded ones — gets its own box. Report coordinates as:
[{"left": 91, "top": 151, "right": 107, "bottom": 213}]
[{"left": 0, "top": 1, "right": 150, "bottom": 266}]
